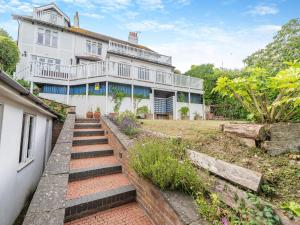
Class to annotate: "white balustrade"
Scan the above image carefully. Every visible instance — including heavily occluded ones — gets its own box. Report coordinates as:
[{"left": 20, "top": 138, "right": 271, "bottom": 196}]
[{"left": 26, "top": 61, "right": 203, "bottom": 90}]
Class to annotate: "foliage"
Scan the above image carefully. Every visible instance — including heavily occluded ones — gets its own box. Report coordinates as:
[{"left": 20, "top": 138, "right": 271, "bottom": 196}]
[
  {"left": 194, "top": 112, "right": 201, "bottom": 120},
  {"left": 111, "top": 87, "right": 125, "bottom": 113},
  {"left": 178, "top": 92, "right": 186, "bottom": 102},
  {"left": 179, "top": 106, "right": 189, "bottom": 117},
  {"left": 281, "top": 201, "right": 300, "bottom": 217},
  {"left": 196, "top": 193, "right": 222, "bottom": 224},
  {"left": 133, "top": 94, "right": 144, "bottom": 113},
  {"left": 129, "top": 138, "right": 205, "bottom": 195},
  {"left": 0, "top": 35, "right": 20, "bottom": 75},
  {"left": 244, "top": 19, "right": 300, "bottom": 74},
  {"left": 261, "top": 182, "right": 277, "bottom": 197},
  {"left": 0, "top": 28, "right": 11, "bottom": 38},
  {"left": 137, "top": 105, "right": 149, "bottom": 115},
  {"left": 116, "top": 111, "right": 140, "bottom": 136},
  {"left": 42, "top": 98, "right": 68, "bottom": 122},
  {"left": 185, "top": 64, "right": 247, "bottom": 119},
  {"left": 213, "top": 65, "right": 300, "bottom": 123},
  {"left": 95, "top": 107, "right": 100, "bottom": 112},
  {"left": 17, "top": 79, "right": 30, "bottom": 89}
]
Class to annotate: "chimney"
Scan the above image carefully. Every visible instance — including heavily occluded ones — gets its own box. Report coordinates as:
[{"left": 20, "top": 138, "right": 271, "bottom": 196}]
[
  {"left": 128, "top": 32, "right": 138, "bottom": 44},
  {"left": 74, "top": 11, "right": 79, "bottom": 28}
]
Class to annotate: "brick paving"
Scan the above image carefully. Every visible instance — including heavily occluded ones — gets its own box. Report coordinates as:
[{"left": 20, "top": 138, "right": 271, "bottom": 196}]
[
  {"left": 72, "top": 144, "right": 112, "bottom": 153},
  {"left": 65, "top": 202, "right": 153, "bottom": 225},
  {"left": 70, "top": 156, "right": 118, "bottom": 169},
  {"left": 66, "top": 173, "right": 131, "bottom": 199}
]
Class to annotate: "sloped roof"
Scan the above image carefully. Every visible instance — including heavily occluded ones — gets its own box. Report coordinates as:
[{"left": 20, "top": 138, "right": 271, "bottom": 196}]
[{"left": 34, "top": 2, "right": 70, "bottom": 22}]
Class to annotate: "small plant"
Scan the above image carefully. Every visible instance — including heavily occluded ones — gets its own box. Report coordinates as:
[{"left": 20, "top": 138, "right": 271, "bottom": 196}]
[
  {"left": 178, "top": 92, "right": 185, "bottom": 102},
  {"left": 261, "top": 182, "right": 277, "bottom": 197},
  {"left": 281, "top": 201, "right": 300, "bottom": 217},
  {"left": 136, "top": 105, "right": 149, "bottom": 118},
  {"left": 111, "top": 87, "right": 125, "bottom": 113},
  {"left": 94, "top": 107, "right": 101, "bottom": 119},
  {"left": 194, "top": 112, "right": 201, "bottom": 120},
  {"left": 179, "top": 106, "right": 189, "bottom": 119},
  {"left": 116, "top": 111, "right": 140, "bottom": 137},
  {"left": 133, "top": 94, "right": 144, "bottom": 113}
]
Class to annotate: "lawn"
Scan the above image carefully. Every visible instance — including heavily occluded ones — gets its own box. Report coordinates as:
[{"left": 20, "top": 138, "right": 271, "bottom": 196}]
[{"left": 140, "top": 119, "right": 300, "bottom": 208}]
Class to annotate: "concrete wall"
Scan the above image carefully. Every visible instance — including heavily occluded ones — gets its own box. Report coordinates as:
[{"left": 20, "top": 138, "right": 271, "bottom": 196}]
[{"left": 0, "top": 95, "right": 53, "bottom": 225}]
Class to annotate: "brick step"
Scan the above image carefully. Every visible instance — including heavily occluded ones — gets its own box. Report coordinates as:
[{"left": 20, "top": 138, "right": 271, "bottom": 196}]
[
  {"left": 71, "top": 144, "right": 113, "bottom": 159},
  {"left": 69, "top": 163, "right": 122, "bottom": 181},
  {"left": 74, "top": 123, "right": 101, "bottom": 129},
  {"left": 64, "top": 202, "right": 153, "bottom": 225},
  {"left": 75, "top": 118, "right": 100, "bottom": 123},
  {"left": 72, "top": 136, "right": 108, "bottom": 146},
  {"left": 70, "top": 156, "right": 119, "bottom": 170},
  {"left": 73, "top": 129, "right": 105, "bottom": 137}
]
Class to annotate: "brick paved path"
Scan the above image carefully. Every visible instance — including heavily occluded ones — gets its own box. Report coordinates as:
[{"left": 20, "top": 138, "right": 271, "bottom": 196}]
[{"left": 64, "top": 118, "right": 153, "bottom": 225}]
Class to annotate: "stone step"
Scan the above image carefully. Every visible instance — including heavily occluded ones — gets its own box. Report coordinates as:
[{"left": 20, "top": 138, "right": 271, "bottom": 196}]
[
  {"left": 69, "top": 164, "right": 122, "bottom": 182},
  {"left": 70, "top": 156, "right": 119, "bottom": 170},
  {"left": 76, "top": 118, "right": 100, "bottom": 123},
  {"left": 72, "top": 136, "right": 108, "bottom": 146},
  {"left": 73, "top": 129, "right": 105, "bottom": 137},
  {"left": 74, "top": 123, "right": 101, "bottom": 129}
]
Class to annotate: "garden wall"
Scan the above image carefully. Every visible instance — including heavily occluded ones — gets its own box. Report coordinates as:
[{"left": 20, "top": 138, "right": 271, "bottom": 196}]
[{"left": 101, "top": 116, "right": 207, "bottom": 225}]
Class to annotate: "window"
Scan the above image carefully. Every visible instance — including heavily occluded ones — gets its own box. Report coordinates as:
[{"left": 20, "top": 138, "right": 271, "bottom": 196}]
[
  {"left": 37, "top": 28, "right": 44, "bottom": 44},
  {"left": 118, "top": 63, "right": 130, "bottom": 77},
  {"left": 37, "top": 28, "right": 58, "bottom": 47},
  {"left": 19, "top": 114, "right": 36, "bottom": 164},
  {"left": 138, "top": 67, "right": 149, "bottom": 80},
  {"left": 86, "top": 40, "right": 102, "bottom": 56},
  {"left": 50, "top": 12, "right": 57, "bottom": 23}
]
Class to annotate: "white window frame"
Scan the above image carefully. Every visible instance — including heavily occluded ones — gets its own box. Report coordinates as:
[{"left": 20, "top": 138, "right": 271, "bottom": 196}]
[
  {"left": 138, "top": 67, "right": 150, "bottom": 81},
  {"left": 18, "top": 113, "right": 36, "bottom": 170},
  {"left": 36, "top": 27, "right": 58, "bottom": 48},
  {"left": 86, "top": 40, "right": 102, "bottom": 56}
]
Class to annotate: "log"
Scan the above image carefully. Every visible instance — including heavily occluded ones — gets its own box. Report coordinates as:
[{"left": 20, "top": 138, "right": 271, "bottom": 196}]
[
  {"left": 237, "top": 137, "right": 257, "bottom": 148},
  {"left": 268, "top": 123, "right": 300, "bottom": 141},
  {"left": 223, "top": 124, "right": 266, "bottom": 140},
  {"left": 188, "top": 150, "right": 262, "bottom": 192},
  {"left": 261, "top": 140, "right": 300, "bottom": 156}
]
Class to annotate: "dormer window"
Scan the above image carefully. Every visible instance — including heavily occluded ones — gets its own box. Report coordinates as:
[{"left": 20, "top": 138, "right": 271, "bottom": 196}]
[
  {"left": 86, "top": 40, "right": 102, "bottom": 56},
  {"left": 50, "top": 12, "right": 57, "bottom": 24}
]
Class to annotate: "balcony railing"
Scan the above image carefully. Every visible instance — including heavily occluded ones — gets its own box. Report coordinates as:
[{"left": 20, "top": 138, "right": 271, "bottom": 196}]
[
  {"left": 108, "top": 40, "right": 172, "bottom": 65},
  {"left": 25, "top": 61, "right": 203, "bottom": 90}
]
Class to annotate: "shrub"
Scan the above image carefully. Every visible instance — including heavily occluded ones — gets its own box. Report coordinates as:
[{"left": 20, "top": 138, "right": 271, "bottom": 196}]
[
  {"left": 129, "top": 138, "right": 205, "bottom": 195},
  {"left": 179, "top": 106, "right": 189, "bottom": 117},
  {"left": 111, "top": 87, "right": 125, "bottom": 113},
  {"left": 213, "top": 64, "right": 300, "bottom": 123},
  {"left": 137, "top": 106, "right": 149, "bottom": 115},
  {"left": 0, "top": 36, "right": 20, "bottom": 75},
  {"left": 116, "top": 111, "right": 140, "bottom": 136}
]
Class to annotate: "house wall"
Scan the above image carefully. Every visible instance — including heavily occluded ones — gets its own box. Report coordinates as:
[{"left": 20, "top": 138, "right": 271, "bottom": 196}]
[{"left": 0, "top": 95, "right": 53, "bottom": 225}]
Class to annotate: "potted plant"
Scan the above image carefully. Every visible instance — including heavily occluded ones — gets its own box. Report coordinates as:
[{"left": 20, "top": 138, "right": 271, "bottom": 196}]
[
  {"left": 86, "top": 108, "right": 93, "bottom": 118},
  {"left": 94, "top": 107, "right": 101, "bottom": 119},
  {"left": 179, "top": 106, "right": 189, "bottom": 120},
  {"left": 109, "top": 87, "right": 125, "bottom": 119},
  {"left": 194, "top": 112, "right": 201, "bottom": 120}
]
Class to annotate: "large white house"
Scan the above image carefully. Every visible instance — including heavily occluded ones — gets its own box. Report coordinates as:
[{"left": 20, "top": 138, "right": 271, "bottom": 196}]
[
  {"left": 0, "top": 70, "right": 56, "bottom": 225},
  {"left": 13, "top": 3, "right": 204, "bottom": 119}
]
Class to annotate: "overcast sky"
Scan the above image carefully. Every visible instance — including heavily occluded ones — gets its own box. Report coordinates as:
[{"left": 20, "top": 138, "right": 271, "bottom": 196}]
[{"left": 0, "top": 0, "right": 299, "bottom": 72}]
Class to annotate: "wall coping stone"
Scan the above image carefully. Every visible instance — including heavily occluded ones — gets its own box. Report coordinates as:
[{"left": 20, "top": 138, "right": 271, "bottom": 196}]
[
  {"left": 101, "top": 116, "right": 207, "bottom": 225},
  {"left": 22, "top": 114, "right": 75, "bottom": 225}
]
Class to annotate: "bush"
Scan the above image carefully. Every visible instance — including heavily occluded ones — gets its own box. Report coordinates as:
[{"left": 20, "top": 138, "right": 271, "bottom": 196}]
[
  {"left": 116, "top": 111, "right": 140, "bottom": 137},
  {"left": 129, "top": 138, "right": 205, "bottom": 195},
  {"left": 111, "top": 87, "right": 125, "bottom": 113},
  {"left": 179, "top": 106, "right": 189, "bottom": 117},
  {"left": 0, "top": 36, "right": 20, "bottom": 75}
]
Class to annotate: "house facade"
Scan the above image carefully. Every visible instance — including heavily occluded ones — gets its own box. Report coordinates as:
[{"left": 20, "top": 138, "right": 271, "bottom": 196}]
[
  {"left": 13, "top": 3, "right": 204, "bottom": 119},
  {"left": 0, "top": 71, "right": 56, "bottom": 225}
]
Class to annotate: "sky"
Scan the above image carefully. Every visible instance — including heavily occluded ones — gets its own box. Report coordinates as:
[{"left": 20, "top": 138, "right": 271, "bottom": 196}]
[{"left": 0, "top": 0, "right": 299, "bottom": 72}]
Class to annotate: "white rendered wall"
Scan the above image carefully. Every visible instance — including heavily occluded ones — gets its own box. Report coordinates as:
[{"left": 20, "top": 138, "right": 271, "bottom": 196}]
[
  {"left": 0, "top": 96, "right": 53, "bottom": 225},
  {"left": 176, "top": 102, "right": 204, "bottom": 120}
]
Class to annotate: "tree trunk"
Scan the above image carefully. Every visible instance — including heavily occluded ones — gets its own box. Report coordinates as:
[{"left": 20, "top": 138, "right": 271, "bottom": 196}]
[{"left": 223, "top": 123, "right": 267, "bottom": 140}]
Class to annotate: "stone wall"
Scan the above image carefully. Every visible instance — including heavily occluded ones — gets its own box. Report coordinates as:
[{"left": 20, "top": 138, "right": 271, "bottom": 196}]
[{"left": 101, "top": 116, "right": 206, "bottom": 225}]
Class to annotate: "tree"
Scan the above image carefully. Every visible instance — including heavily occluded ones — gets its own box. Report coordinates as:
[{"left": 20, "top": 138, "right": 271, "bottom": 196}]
[
  {"left": 244, "top": 19, "right": 300, "bottom": 74},
  {"left": 213, "top": 64, "right": 300, "bottom": 123},
  {"left": 0, "top": 35, "right": 19, "bottom": 75},
  {"left": 0, "top": 28, "right": 11, "bottom": 39}
]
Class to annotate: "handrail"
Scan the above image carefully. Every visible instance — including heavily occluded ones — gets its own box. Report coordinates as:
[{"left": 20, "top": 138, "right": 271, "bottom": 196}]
[{"left": 24, "top": 61, "right": 203, "bottom": 90}]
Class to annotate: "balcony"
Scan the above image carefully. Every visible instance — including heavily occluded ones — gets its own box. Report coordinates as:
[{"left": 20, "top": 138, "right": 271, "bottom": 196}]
[
  {"left": 20, "top": 61, "right": 203, "bottom": 90},
  {"left": 108, "top": 40, "right": 172, "bottom": 66}
]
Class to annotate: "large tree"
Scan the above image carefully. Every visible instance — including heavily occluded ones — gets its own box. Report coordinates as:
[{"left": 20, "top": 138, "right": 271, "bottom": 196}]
[
  {"left": 0, "top": 28, "right": 19, "bottom": 75},
  {"left": 0, "top": 28, "right": 11, "bottom": 39},
  {"left": 244, "top": 18, "right": 300, "bottom": 74}
]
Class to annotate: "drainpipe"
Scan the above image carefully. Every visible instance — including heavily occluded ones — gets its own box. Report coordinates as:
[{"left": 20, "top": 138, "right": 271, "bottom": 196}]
[{"left": 105, "top": 81, "right": 108, "bottom": 115}]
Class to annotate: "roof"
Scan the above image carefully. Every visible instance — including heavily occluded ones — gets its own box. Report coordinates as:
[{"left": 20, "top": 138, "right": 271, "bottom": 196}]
[
  {"left": 0, "top": 70, "right": 59, "bottom": 117},
  {"left": 34, "top": 3, "right": 70, "bottom": 22},
  {"left": 12, "top": 14, "right": 155, "bottom": 52}
]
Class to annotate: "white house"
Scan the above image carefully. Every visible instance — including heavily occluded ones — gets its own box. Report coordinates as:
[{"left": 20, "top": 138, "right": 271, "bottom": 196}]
[
  {"left": 0, "top": 70, "right": 57, "bottom": 225},
  {"left": 13, "top": 3, "right": 205, "bottom": 119}
]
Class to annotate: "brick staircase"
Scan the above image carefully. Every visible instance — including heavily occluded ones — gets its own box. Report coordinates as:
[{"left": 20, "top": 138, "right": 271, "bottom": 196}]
[{"left": 64, "top": 118, "right": 153, "bottom": 225}]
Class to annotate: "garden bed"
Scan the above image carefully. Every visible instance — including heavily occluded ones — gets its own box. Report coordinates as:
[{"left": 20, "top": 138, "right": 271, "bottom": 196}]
[{"left": 140, "top": 119, "right": 300, "bottom": 210}]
